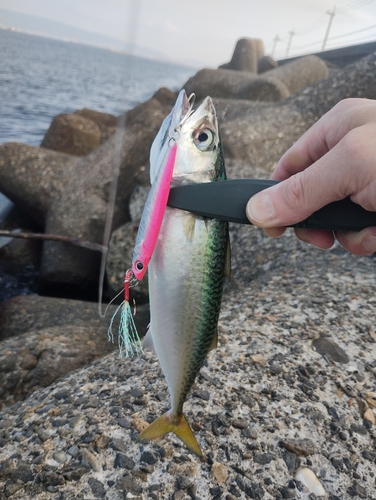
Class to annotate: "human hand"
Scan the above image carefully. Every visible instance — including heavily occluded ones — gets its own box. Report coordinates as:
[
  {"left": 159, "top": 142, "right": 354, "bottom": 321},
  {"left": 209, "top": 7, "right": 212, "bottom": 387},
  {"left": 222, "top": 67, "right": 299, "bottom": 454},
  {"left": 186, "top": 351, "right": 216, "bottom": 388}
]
[{"left": 246, "top": 98, "right": 376, "bottom": 255}]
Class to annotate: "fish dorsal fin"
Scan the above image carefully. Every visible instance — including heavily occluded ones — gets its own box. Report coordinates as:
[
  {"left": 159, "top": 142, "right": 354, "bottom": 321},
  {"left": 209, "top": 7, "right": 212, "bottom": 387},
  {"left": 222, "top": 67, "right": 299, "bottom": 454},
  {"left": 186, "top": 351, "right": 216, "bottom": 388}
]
[
  {"left": 225, "top": 239, "right": 231, "bottom": 281},
  {"left": 142, "top": 326, "right": 156, "bottom": 354},
  {"left": 209, "top": 329, "right": 218, "bottom": 351}
]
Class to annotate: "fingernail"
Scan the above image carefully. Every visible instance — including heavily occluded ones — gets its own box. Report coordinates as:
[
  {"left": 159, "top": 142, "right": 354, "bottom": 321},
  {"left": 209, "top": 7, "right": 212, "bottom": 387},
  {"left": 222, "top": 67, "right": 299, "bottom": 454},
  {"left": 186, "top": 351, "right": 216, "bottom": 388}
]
[
  {"left": 363, "top": 235, "right": 376, "bottom": 252},
  {"left": 246, "top": 193, "right": 276, "bottom": 224}
]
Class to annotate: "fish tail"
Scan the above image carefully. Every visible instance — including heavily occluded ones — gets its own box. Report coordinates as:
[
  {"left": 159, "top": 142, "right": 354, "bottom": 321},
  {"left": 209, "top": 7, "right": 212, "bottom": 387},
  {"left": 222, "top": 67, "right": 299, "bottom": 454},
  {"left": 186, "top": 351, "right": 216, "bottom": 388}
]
[{"left": 136, "top": 412, "right": 202, "bottom": 457}]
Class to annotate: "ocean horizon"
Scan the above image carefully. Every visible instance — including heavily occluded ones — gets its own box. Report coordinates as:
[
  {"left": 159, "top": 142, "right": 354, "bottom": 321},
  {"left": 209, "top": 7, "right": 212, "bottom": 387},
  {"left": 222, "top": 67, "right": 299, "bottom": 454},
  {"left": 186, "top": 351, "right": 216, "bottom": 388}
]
[{"left": 0, "top": 28, "right": 196, "bottom": 146}]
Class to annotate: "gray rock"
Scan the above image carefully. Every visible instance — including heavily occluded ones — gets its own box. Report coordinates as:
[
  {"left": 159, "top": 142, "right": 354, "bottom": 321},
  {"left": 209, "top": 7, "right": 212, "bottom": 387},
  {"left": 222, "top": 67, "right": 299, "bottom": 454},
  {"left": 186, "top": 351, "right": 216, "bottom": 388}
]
[
  {"left": 1, "top": 46, "right": 376, "bottom": 500},
  {"left": 280, "top": 438, "right": 317, "bottom": 457},
  {"left": 258, "top": 55, "right": 278, "bottom": 74},
  {"left": 312, "top": 336, "right": 349, "bottom": 364},
  {"left": 0, "top": 97, "right": 170, "bottom": 289},
  {"left": 183, "top": 68, "right": 259, "bottom": 101},
  {"left": 219, "top": 38, "right": 262, "bottom": 73},
  {"left": 106, "top": 221, "right": 149, "bottom": 302},
  {"left": 80, "top": 448, "right": 101, "bottom": 472},
  {"left": 129, "top": 185, "right": 150, "bottom": 222},
  {"left": 183, "top": 67, "right": 289, "bottom": 103},
  {"left": 41, "top": 113, "right": 102, "bottom": 156},
  {"left": 262, "top": 55, "right": 328, "bottom": 95},
  {"left": 216, "top": 51, "right": 376, "bottom": 170},
  {"left": 237, "top": 75, "right": 290, "bottom": 102},
  {"left": 0, "top": 324, "right": 115, "bottom": 409},
  {"left": 88, "top": 477, "right": 106, "bottom": 498},
  {"left": 74, "top": 108, "right": 118, "bottom": 143},
  {"left": 0, "top": 295, "right": 115, "bottom": 340}
]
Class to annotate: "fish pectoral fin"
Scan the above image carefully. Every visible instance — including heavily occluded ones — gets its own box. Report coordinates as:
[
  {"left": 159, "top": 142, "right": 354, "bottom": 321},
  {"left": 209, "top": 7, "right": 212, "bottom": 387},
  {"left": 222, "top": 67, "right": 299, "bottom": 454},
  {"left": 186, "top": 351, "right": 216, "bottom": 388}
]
[
  {"left": 136, "top": 411, "right": 202, "bottom": 458},
  {"left": 182, "top": 213, "right": 196, "bottom": 241},
  {"left": 142, "top": 327, "right": 156, "bottom": 353},
  {"left": 209, "top": 329, "right": 218, "bottom": 351}
]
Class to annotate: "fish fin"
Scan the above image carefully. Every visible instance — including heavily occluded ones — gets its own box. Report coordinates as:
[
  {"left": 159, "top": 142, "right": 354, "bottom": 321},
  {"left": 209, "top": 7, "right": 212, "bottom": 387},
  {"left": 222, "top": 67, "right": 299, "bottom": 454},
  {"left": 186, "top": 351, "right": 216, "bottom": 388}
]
[
  {"left": 209, "top": 329, "right": 218, "bottom": 351},
  {"left": 136, "top": 412, "right": 202, "bottom": 458},
  {"left": 142, "top": 326, "right": 156, "bottom": 353},
  {"left": 225, "top": 239, "right": 231, "bottom": 281},
  {"left": 183, "top": 214, "right": 196, "bottom": 241}
]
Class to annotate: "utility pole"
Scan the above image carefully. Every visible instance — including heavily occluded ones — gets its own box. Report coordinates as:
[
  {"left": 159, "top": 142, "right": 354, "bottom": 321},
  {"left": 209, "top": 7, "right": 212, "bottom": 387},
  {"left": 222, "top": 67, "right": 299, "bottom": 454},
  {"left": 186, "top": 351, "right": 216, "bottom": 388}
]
[
  {"left": 271, "top": 34, "right": 281, "bottom": 58},
  {"left": 285, "top": 29, "right": 295, "bottom": 58},
  {"left": 322, "top": 6, "right": 336, "bottom": 51}
]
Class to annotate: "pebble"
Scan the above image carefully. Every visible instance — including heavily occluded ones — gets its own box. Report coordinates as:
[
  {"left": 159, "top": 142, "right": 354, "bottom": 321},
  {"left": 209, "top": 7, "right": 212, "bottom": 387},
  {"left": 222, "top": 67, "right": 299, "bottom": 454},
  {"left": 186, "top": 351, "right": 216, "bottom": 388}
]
[
  {"left": 114, "top": 453, "right": 135, "bottom": 470},
  {"left": 363, "top": 407, "right": 375, "bottom": 424},
  {"left": 67, "top": 445, "right": 79, "bottom": 457},
  {"left": 193, "top": 389, "right": 210, "bottom": 401},
  {"left": 250, "top": 354, "right": 268, "bottom": 366},
  {"left": 117, "top": 417, "right": 132, "bottom": 429},
  {"left": 232, "top": 418, "right": 248, "bottom": 429},
  {"left": 311, "top": 336, "right": 349, "bottom": 364},
  {"left": 140, "top": 451, "right": 159, "bottom": 465},
  {"left": 132, "top": 416, "right": 149, "bottom": 433},
  {"left": 347, "top": 482, "right": 368, "bottom": 498},
  {"left": 294, "top": 467, "right": 326, "bottom": 497},
  {"left": 52, "top": 451, "right": 69, "bottom": 464},
  {"left": 80, "top": 448, "right": 101, "bottom": 472},
  {"left": 88, "top": 477, "right": 106, "bottom": 498},
  {"left": 212, "top": 462, "right": 228, "bottom": 483},
  {"left": 280, "top": 438, "right": 317, "bottom": 457},
  {"left": 253, "top": 452, "right": 276, "bottom": 465}
]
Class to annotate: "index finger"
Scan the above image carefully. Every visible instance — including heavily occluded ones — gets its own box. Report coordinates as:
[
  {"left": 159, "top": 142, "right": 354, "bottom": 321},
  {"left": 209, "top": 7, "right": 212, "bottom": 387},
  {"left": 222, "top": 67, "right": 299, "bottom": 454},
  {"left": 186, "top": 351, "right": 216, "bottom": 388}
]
[{"left": 272, "top": 98, "right": 376, "bottom": 181}]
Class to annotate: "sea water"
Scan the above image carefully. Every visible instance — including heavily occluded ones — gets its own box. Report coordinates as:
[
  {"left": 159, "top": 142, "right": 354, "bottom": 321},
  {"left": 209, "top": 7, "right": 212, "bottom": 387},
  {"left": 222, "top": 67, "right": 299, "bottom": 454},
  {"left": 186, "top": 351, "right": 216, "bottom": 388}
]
[
  {"left": 0, "top": 29, "right": 196, "bottom": 218},
  {"left": 0, "top": 29, "right": 196, "bottom": 146}
]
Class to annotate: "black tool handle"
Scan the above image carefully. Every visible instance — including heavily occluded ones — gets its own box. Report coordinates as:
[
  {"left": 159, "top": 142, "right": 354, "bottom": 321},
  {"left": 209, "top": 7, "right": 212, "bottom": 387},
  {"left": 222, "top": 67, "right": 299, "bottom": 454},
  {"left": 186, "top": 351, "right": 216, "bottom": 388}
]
[{"left": 168, "top": 179, "right": 376, "bottom": 231}]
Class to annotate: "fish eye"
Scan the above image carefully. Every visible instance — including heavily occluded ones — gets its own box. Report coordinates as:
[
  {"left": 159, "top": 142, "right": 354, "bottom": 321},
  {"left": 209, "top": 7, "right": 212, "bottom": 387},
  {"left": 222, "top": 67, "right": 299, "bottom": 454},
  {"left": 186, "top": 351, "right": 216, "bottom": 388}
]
[{"left": 193, "top": 128, "right": 215, "bottom": 151}]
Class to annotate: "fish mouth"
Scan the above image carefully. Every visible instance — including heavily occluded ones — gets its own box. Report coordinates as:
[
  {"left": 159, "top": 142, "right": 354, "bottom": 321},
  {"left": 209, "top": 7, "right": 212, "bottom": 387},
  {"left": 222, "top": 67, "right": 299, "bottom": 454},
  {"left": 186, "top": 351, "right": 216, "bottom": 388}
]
[{"left": 149, "top": 89, "right": 191, "bottom": 183}]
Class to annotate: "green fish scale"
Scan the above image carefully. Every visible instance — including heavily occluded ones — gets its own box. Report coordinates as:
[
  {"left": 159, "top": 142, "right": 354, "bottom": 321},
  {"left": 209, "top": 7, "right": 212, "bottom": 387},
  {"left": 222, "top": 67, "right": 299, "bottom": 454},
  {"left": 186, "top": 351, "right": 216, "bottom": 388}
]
[{"left": 176, "top": 217, "right": 228, "bottom": 413}]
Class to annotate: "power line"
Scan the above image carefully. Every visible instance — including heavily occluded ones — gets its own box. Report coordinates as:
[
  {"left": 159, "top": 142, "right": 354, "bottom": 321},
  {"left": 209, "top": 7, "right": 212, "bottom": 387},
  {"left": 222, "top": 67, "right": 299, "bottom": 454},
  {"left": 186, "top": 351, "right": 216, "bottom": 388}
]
[
  {"left": 339, "top": 0, "right": 375, "bottom": 12},
  {"left": 282, "top": 22, "right": 376, "bottom": 50},
  {"left": 329, "top": 23, "right": 376, "bottom": 39}
]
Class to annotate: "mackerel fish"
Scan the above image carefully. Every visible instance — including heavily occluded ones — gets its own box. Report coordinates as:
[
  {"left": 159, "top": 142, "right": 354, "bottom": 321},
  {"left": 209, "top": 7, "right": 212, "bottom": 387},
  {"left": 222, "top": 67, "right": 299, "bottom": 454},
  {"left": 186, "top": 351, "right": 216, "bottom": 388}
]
[{"left": 117, "top": 90, "right": 230, "bottom": 457}]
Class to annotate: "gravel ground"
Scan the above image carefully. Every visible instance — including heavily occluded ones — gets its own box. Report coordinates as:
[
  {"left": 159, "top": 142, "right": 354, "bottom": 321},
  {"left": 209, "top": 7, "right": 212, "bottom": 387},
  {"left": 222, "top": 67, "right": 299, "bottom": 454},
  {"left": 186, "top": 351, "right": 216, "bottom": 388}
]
[{"left": 0, "top": 219, "right": 375, "bottom": 500}]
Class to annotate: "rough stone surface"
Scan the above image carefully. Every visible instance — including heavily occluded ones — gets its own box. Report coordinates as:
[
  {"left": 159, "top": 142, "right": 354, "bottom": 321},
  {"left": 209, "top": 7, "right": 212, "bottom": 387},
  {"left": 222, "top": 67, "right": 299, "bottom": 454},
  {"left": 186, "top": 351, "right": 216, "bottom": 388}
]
[
  {"left": 74, "top": 108, "right": 118, "bottom": 143},
  {"left": 216, "top": 51, "right": 376, "bottom": 170},
  {"left": 258, "top": 55, "right": 278, "bottom": 74},
  {"left": 0, "top": 97, "right": 171, "bottom": 289},
  {"left": 1, "top": 47, "right": 376, "bottom": 500},
  {"left": 238, "top": 76, "right": 290, "bottom": 102},
  {"left": 187, "top": 56, "right": 327, "bottom": 103},
  {"left": 0, "top": 295, "right": 116, "bottom": 341},
  {"left": 183, "top": 68, "right": 259, "bottom": 101},
  {"left": 0, "top": 324, "right": 115, "bottom": 408},
  {"left": 41, "top": 113, "right": 102, "bottom": 156},
  {"left": 261, "top": 55, "right": 329, "bottom": 95},
  {"left": 0, "top": 293, "right": 150, "bottom": 340},
  {"left": 219, "top": 38, "right": 261, "bottom": 73},
  {"left": 1, "top": 204, "right": 376, "bottom": 498},
  {"left": 106, "top": 221, "right": 149, "bottom": 302}
]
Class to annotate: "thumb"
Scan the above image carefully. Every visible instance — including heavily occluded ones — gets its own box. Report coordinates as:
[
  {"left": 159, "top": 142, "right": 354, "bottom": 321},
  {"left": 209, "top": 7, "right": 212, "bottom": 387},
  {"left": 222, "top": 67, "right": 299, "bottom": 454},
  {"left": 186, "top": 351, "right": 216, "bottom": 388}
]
[{"left": 246, "top": 148, "right": 348, "bottom": 227}]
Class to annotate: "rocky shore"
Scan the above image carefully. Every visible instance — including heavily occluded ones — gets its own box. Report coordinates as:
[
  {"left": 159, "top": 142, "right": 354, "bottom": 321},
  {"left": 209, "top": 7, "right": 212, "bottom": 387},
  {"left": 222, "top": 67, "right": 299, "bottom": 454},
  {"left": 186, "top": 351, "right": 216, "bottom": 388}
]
[{"left": 1, "top": 38, "right": 376, "bottom": 499}]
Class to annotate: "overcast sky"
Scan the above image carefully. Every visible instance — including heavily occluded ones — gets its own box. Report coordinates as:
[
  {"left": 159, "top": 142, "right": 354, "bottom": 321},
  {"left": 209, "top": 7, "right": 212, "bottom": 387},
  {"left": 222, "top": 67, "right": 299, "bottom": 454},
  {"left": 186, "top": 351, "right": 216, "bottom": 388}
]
[{"left": 1, "top": 0, "right": 376, "bottom": 65}]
